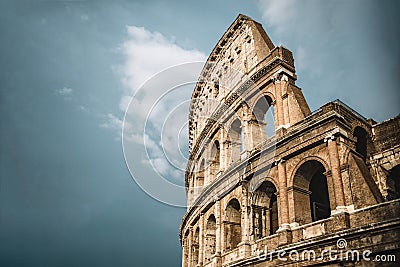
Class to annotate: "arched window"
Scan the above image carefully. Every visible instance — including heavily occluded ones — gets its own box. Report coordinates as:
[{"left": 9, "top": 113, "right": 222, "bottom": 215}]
[
  {"left": 354, "top": 127, "right": 368, "bottom": 159},
  {"left": 214, "top": 82, "right": 219, "bottom": 98},
  {"left": 224, "top": 198, "right": 241, "bottom": 251},
  {"left": 198, "top": 159, "right": 205, "bottom": 187},
  {"left": 205, "top": 215, "right": 216, "bottom": 262},
  {"left": 293, "top": 160, "right": 331, "bottom": 224},
  {"left": 210, "top": 140, "right": 220, "bottom": 180},
  {"left": 192, "top": 227, "right": 200, "bottom": 265},
  {"left": 229, "top": 119, "right": 242, "bottom": 162},
  {"left": 386, "top": 165, "right": 400, "bottom": 200},
  {"left": 252, "top": 181, "right": 278, "bottom": 239},
  {"left": 253, "top": 95, "right": 275, "bottom": 141},
  {"left": 193, "top": 159, "right": 205, "bottom": 199}
]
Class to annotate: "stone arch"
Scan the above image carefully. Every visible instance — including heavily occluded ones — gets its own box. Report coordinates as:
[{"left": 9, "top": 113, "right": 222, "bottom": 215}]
[
  {"left": 228, "top": 118, "right": 243, "bottom": 163},
  {"left": 210, "top": 139, "right": 221, "bottom": 181},
  {"left": 292, "top": 159, "right": 331, "bottom": 225},
  {"left": 255, "top": 91, "right": 276, "bottom": 107},
  {"left": 288, "top": 156, "right": 330, "bottom": 188},
  {"left": 350, "top": 121, "right": 372, "bottom": 138},
  {"left": 224, "top": 198, "right": 241, "bottom": 251},
  {"left": 205, "top": 214, "right": 217, "bottom": 262},
  {"left": 195, "top": 158, "right": 205, "bottom": 194},
  {"left": 251, "top": 181, "right": 279, "bottom": 239},
  {"left": 248, "top": 95, "right": 275, "bottom": 146},
  {"left": 250, "top": 175, "right": 278, "bottom": 194}
]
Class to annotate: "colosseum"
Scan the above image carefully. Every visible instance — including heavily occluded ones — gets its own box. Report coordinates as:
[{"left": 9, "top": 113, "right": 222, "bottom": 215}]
[{"left": 179, "top": 14, "right": 400, "bottom": 266}]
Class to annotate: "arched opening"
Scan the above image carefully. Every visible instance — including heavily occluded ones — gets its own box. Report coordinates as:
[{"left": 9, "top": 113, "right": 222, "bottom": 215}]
[
  {"left": 205, "top": 215, "right": 216, "bottom": 262},
  {"left": 253, "top": 95, "right": 275, "bottom": 141},
  {"left": 224, "top": 198, "right": 241, "bottom": 251},
  {"left": 309, "top": 170, "right": 331, "bottom": 221},
  {"left": 194, "top": 159, "right": 205, "bottom": 197},
  {"left": 213, "top": 82, "right": 219, "bottom": 98},
  {"left": 386, "top": 165, "right": 400, "bottom": 200},
  {"left": 192, "top": 227, "right": 199, "bottom": 265},
  {"left": 210, "top": 140, "right": 220, "bottom": 181},
  {"left": 229, "top": 119, "right": 242, "bottom": 162},
  {"left": 252, "top": 181, "right": 278, "bottom": 239},
  {"left": 293, "top": 160, "right": 331, "bottom": 224},
  {"left": 354, "top": 127, "right": 368, "bottom": 159},
  {"left": 269, "top": 193, "right": 278, "bottom": 235}
]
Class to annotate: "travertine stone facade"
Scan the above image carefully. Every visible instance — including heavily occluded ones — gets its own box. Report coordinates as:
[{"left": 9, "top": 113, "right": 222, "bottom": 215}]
[{"left": 180, "top": 14, "right": 400, "bottom": 267}]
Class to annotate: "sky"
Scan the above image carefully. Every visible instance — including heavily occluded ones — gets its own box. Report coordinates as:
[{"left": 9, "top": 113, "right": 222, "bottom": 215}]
[{"left": 0, "top": 0, "right": 399, "bottom": 267}]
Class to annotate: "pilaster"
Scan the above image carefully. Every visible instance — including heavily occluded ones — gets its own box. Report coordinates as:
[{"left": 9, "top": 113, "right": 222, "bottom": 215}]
[{"left": 325, "top": 134, "right": 346, "bottom": 212}]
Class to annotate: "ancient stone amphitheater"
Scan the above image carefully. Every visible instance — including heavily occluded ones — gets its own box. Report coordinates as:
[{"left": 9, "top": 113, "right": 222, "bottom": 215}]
[{"left": 180, "top": 14, "right": 400, "bottom": 267}]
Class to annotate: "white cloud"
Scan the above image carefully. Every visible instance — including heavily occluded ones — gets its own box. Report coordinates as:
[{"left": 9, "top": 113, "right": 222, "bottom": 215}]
[
  {"left": 55, "top": 87, "right": 73, "bottom": 96},
  {"left": 117, "top": 25, "right": 206, "bottom": 183},
  {"left": 119, "top": 25, "right": 205, "bottom": 102},
  {"left": 100, "top": 113, "right": 123, "bottom": 131}
]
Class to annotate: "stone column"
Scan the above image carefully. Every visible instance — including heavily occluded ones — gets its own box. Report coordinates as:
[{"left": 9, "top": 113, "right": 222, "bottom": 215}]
[
  {"left": 239, "top": 181, "right": 251, "bottom": 257},
  {"left": 213, "top": 200, "right": 222, "bottom": 266},
  {"left": 241, "top": 181, "right": 250, "bottom": 243},
  {"left": 198, "top": 214, "right": 204, "bottom": 266},
  {"left": 188, "top": 177, "right": 194, "bottom": 207},
  {"left": 282, "top": 93, "right": 290, "bottom": 126},
  {"left": 274, "top": 80, "right": 285, "bottom": 128},
  {"left": 241, "top": 116, "right": 250, "bottom": 154},
  {"left": 219, "top": 128, "right": 228, "bottom": 173},
  {"left": 280, "top": 75, "right": 290, "bottom": 127},
  {"left": 204, "top": 158, "right": 211, "bottom": 187},
  {"left": 249, "top": 200, "right": 254, "bottom": 241},
  {"left": 264, "top": 208, "right": 270, "bottom": 237},
  {"left": 325, "top": 135, "right": 346, "bottom": 210},
  {"left": 215, "top": 200, "right": 222, "bottom": 253},
  {"left": 277, "top": 159, "right": 290, "bottom": 228}
]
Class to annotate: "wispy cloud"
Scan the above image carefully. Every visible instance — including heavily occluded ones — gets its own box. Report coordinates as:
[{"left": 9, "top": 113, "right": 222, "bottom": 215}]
[
  {"left": 55, "top": 87, "right": 73, "bottom": 96},
  {"left": 100, "top": 113, "right": 123, "bottom": 131}
]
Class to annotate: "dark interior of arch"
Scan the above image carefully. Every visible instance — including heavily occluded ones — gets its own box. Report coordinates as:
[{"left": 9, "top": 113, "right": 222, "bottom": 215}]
[
  {"left": 225, "top": 198, "right": 241, "bottom": 251},
  {"left": 354, "top": 126, "right": 368, "bottom": 159},
  {"left": 295, "top": 160, "right": 331, "bottom": 222},
  {"left": 307, "top": 162, "right": 331, "bottom": 221},
  {"left": 252, "top": 181, "right": 278, "bottom": 238},
  {"left": 193, "top": 227, "right": 200, "bottom": 264},
  {"left": 387, "top": 165, "right": 400, "bottom": 200},
  {"left": 205, "top": 215, "right": 216, "bottom": 262}
]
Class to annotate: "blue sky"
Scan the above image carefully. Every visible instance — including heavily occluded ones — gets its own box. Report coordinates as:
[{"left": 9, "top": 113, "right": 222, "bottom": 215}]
[{"left": 0, "top": 1, "right": 399, "bottom": 267}]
